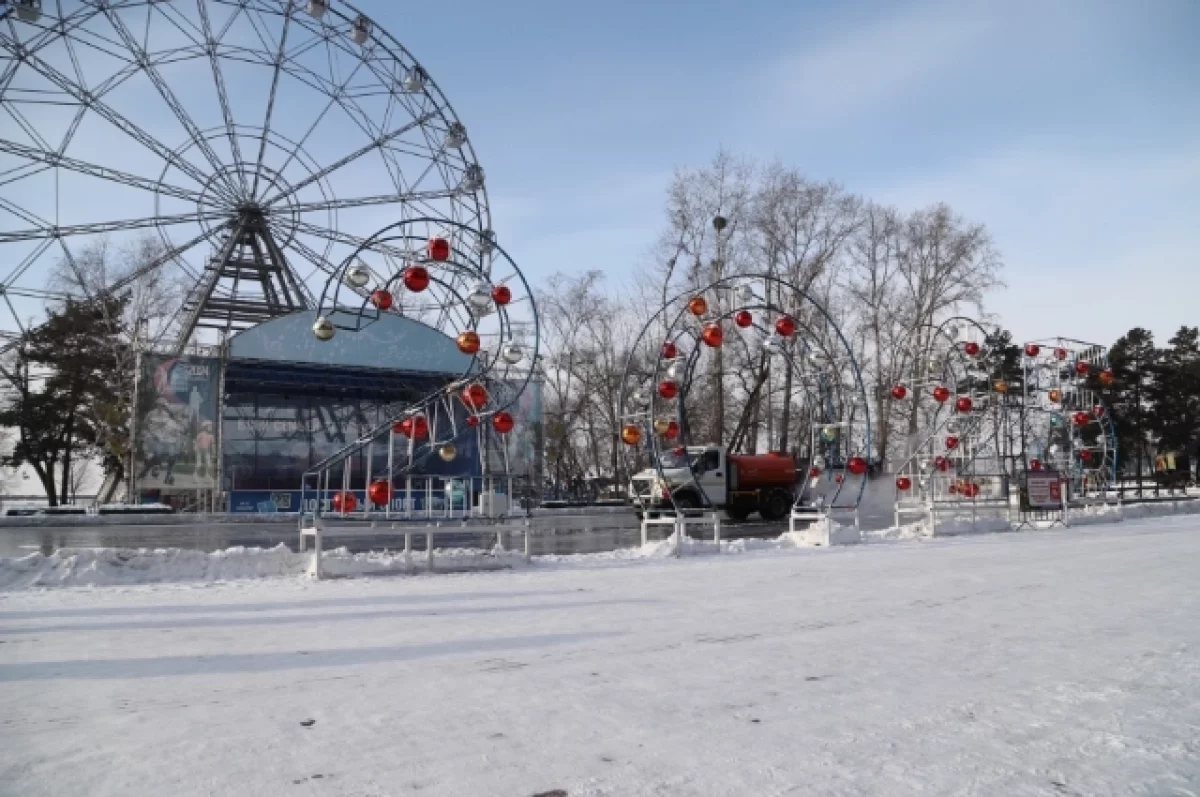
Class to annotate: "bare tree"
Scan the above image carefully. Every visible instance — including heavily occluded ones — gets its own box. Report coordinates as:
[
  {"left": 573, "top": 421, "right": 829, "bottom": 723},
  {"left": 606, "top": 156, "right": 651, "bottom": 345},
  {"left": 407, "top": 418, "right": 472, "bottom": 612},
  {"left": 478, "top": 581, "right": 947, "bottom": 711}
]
[
  {"left": 894, "top": 203, "right": 1004, "bottom": 454},
  {"left": 45, "top": 234, "right": 188, "bottom": 496}
]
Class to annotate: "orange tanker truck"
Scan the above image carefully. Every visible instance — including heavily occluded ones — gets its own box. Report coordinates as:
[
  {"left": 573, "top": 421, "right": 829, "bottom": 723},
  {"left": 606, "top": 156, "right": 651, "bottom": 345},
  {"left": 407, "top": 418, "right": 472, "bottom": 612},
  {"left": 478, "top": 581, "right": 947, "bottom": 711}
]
[{"left": 628, "top": 445, "right": 797, "bottom": 521}]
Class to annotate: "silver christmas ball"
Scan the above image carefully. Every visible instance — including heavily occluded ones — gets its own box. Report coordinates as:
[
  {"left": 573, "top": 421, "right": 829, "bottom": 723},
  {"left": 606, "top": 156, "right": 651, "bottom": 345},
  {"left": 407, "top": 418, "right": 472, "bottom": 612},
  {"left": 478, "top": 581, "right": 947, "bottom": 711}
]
[
  {"left": 312, "top": 316, "right": 335, "bottom": 341},
  {"left": 344, "top": 263, "right": 370, "bottom": 289},
  {"left": 502, "top": 342, "right": 524, "bottom": 364},
  {"left": 466, "top": 280, "right": 492, "bottom": 311},
  {"left": 438, "top": 443, "right": 457, "bottom": 462}
]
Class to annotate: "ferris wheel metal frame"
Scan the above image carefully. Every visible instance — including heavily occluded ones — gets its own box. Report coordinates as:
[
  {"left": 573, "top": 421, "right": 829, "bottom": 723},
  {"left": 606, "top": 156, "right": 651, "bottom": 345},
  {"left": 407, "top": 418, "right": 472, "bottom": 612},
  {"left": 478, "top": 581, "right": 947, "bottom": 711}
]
[
  {"left": 0, "top": 0, "right": 491, "bottom": 359},
  {"left": 1019, "top": 337, "right": 1118, "bottom": 503},
  {"left": 297, "top": 218, "right": 540, "bottom": 524},
  {"left": 616, "top": 273, "right": 872, "bottom": 537},
  {"left": 889, "top": 315, "right": 1021, "bottom": 529}
]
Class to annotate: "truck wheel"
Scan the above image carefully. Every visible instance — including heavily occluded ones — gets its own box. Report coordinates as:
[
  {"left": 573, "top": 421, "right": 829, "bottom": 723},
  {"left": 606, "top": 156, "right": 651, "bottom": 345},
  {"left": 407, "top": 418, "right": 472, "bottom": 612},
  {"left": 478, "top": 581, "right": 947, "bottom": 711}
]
[
  {"left": 759, "top": 490, "right": 793, "bottom": 521},
  {"left": 724, "top": 507, "right": 750, "bottom": 522},
  {"left": 672, "top": 492, "right": 699, "bottom": 511}
]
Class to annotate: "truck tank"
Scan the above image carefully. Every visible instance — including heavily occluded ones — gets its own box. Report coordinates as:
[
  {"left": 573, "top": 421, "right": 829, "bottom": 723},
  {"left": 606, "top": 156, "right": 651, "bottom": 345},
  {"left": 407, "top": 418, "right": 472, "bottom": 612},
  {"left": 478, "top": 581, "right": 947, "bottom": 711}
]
[{"left": 728, "top": 452, "right": 796, "bottom": 490}]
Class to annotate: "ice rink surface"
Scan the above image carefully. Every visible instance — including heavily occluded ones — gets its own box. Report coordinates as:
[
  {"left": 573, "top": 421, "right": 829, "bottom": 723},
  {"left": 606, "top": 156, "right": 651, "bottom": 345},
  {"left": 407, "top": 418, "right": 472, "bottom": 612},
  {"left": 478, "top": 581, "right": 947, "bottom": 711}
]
[{"left": 2, "top": 517, "right": 1199, "bottom": 796}]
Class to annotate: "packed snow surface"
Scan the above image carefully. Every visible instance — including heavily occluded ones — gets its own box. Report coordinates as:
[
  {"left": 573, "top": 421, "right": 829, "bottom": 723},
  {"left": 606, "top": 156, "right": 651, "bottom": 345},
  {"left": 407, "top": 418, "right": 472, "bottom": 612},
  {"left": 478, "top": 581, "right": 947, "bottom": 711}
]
[{"left": 2, "top": 516, "right": 1199, "bottom": 796}]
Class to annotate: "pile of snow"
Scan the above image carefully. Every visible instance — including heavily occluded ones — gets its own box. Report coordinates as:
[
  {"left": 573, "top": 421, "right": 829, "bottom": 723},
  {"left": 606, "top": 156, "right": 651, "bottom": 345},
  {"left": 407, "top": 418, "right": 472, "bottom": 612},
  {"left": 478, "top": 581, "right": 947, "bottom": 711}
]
[{"left": 0, "top": 544, "right": 525, "bottom": 591}]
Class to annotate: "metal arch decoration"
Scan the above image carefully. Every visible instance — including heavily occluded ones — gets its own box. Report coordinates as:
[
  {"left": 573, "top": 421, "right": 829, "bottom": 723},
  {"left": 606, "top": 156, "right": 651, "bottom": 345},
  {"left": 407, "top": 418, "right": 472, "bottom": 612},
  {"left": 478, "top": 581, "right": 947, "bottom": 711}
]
[
  {"left": 617, "top": 274, "right": 872, "bottom": 528},
  {"left": 0, "top": 0, "right": 492, "bottom": 356},
  {"left": 1020, "top": 337, "right": 1117, "bottom": 501},
  {"left": 890, "top": 315, "right": 1017, "bottom": 526},
  {"left": 298, "top": 219, "right": 539, "bottom": 520}
]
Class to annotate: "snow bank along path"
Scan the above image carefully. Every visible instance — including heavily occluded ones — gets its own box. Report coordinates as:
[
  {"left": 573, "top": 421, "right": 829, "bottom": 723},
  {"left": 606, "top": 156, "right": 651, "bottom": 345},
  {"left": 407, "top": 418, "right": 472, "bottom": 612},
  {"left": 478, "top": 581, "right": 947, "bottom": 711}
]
[{"left": 1, "top": 515, "right": 1198, "bottom": 796}]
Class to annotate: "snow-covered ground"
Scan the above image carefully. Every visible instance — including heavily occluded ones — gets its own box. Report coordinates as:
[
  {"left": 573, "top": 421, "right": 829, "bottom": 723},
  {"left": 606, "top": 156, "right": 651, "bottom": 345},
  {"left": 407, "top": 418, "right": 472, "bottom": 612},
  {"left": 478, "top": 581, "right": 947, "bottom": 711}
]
[{"left": 2, "top": 517, "right": 1199, "bottom": 796}]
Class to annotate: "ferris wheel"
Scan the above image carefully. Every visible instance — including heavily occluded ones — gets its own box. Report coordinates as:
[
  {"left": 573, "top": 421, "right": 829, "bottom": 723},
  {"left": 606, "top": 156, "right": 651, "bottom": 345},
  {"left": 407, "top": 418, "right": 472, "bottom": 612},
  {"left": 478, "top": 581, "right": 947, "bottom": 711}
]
[{"left": 0, "top": 0, "right": 490, "bottom": 354}]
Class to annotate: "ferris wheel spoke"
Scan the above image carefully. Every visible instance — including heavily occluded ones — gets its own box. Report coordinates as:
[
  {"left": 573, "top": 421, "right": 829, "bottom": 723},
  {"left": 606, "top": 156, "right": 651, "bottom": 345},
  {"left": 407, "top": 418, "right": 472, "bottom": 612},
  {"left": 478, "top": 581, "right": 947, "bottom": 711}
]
[
  {"left": 2, "top": 43, "right": 231, "bottom": 204},
  {"left": 98, "top": 7, "right": 239, "bottom": 199},
  {"left": 0, "top": 138, "right": 214, "bottom": 206},
  {"left": 0, "top": 209, "right": 230, "bottom": 243},
  {"left": 251, "top": 0, "right": 294, "bottom": 198},
  {"left": 0, "top": 235, "right": 54, "bottom": 290},
  {"left": 263, "top": 111, "right": 438, "bottom": 208},
  {"left": 286, "top": 188, "right": 463, "bottom": 215},
  {"left": 284, "top": 219, "right": 411, "bottom": 263},
  {"left": 195, "top": 0, "right": 249, "bottom": 197},
  {"left": 267, "top": 52, "right": 374, "bottom": 182}
]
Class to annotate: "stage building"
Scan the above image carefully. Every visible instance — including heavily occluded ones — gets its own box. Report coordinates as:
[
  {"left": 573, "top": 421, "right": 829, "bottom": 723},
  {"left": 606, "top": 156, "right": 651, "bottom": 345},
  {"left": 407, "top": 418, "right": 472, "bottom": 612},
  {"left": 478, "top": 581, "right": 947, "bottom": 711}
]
[{"left": 131, "top": 310, "right": 542, "bottom": 513}]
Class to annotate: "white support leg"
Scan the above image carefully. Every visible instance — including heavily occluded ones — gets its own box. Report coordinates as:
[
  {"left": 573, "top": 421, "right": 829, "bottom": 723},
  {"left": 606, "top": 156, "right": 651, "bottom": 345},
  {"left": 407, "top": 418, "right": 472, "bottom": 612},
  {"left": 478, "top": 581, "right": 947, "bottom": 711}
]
[{"left": 426, "top": 528, "right": 434, "bottom": 571}]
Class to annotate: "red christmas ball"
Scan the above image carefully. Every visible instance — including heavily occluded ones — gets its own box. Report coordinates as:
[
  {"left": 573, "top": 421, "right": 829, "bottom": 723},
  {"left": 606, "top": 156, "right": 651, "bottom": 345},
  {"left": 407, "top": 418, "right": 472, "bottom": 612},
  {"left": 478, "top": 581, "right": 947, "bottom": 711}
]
[
  {"left": 847, "top": 456, "right": 868, "bottom": 476},
  {"left": 701, "top": 323, "right": 723, "bottom": 348},
  {"left": 658, "top": 380, "right": 679, "bottom": 399},
  {"left": 492, "top": 411, "right": 514, "bottom": 434},
  {"left": 955, "top": 396, "right": 974, "bottom": 413},
  {"left": 412, "top": 416, "right": 429, "bottom": 439},
  {"left": 688, "top": 296, "right": 708, "bottom": 316},
  {"left": 461, "top": 383, "right": 489, "bottom": 409},
  {"left": 891, "top": 384, "right": 908, "bottom": 400},
  {"left": 964, "top": 341, "right": 981, "bottom": 357},
  {"left": 331, "top": 491, "right": 357, "bottom": 513},
  {"left": 734, "top": 310, "right": 753, "bottom": 328},
  {"left": 367, "top": 480, "right": 391, "bottom": 507},
  {"left": 661, "top": 341, "right": 678, "bottom": 359},
  {"left": 933, "top": 386, "right": 951, "bottom": 403},
  {"left": 467, "top": 415, "right": 480, "bottom": 427},
  {"left": 948, "top": 483, "right": 959, "bottom": 495},
  {"left": 1093, "top": 404, "right": 1105, "bottom": 418},
  {"left": 934, "top": 455, "right": 949, "bottom": 472},
  {"left": 1029, "top": 458, "right": 1042, "bottom": 471},
  {"left": 428, "top": 236, "right": 450, "bottom": 261},
  {"left": 1099, "top": 369, "right": 1115, "bottom": 386},
  {"left": 945, "top": 435, "right": 960, "bottom": 450},
  {"left": 491, "top": 284, "right": 512, "bottom": 306},
  {"left": 895, "top": 476, "right": 913, "bottom": 491},
  {"left": 1075, "top": 361, "right": 1090, "bottom": 376},
  {"left": 403, "top": 265, "right": 430, "bottom": 292},
  {"left": 1072, "top": 411, "right": 1090, "bottom": 427},
  {"left": 1024, "top": 343, "right": 1041, "bottom": 357},
  {"left": 808, "top": 466, "right": 821, "bottom": 478},
  {"left": 1054, "top": 347, "right": 1068, "bottom": 361},
  {"left": 371, "top": 289, "right": 393, "bottom": 310},
  {"left": 1079, "top": 449, "right": 1093, "bottom": 462},
  {"left": 393, "top": 417, "right": 411, "bottom": 436},
  {"left": 835, "top": 474, "right": 845, "bottom": 484},
  {"left": 775, "top": 316, "right": 797, "bottom": 337},
  {"left": 664, "top": 420, "right": 680, "bottom": 439}
]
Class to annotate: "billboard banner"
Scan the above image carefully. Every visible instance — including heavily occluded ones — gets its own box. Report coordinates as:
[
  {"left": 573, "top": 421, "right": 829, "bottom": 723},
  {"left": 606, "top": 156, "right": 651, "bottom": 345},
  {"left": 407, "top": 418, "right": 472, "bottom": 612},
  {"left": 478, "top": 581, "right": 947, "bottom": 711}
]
[
  {"left": 135, "top": 354, "right": 221, "bottom": 491},
  {"left": 229, "top": 486, "right": 474, "bottom": 514}
]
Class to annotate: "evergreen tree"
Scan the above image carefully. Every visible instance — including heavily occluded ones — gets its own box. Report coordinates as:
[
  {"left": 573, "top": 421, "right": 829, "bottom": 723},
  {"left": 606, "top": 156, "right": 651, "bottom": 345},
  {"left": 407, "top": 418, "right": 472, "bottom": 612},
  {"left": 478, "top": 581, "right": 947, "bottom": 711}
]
[
  {"left": 0, "top": 296, "right": 129, "bottom": 504},
  {"left": 1147, "top": 326, "right": 1200, "bottom": 465},
  {"left": 1101, "top": 328, "right": 1156, "bottom": 485}
]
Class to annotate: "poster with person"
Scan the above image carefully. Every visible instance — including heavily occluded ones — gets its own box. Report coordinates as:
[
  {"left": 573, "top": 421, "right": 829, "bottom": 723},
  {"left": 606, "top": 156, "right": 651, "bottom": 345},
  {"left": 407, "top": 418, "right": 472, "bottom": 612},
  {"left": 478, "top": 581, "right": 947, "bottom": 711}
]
[{"left": 135, "top": 355, "right": 221, "bottom": 490}]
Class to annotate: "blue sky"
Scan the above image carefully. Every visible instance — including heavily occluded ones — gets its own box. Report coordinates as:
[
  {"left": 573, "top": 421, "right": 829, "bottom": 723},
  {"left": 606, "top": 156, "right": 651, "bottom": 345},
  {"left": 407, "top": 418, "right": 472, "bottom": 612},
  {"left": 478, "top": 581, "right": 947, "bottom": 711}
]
[{"left": 382, "top": 0, "right": 1199, "bottom": 348}]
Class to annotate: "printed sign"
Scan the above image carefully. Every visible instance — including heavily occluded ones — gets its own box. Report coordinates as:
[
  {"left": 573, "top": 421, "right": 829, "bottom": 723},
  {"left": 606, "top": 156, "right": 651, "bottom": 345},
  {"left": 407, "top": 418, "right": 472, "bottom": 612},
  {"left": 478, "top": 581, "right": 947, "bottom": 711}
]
[{"left": 1026, "top": 471, "right": 1063, "bottom": 509}]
